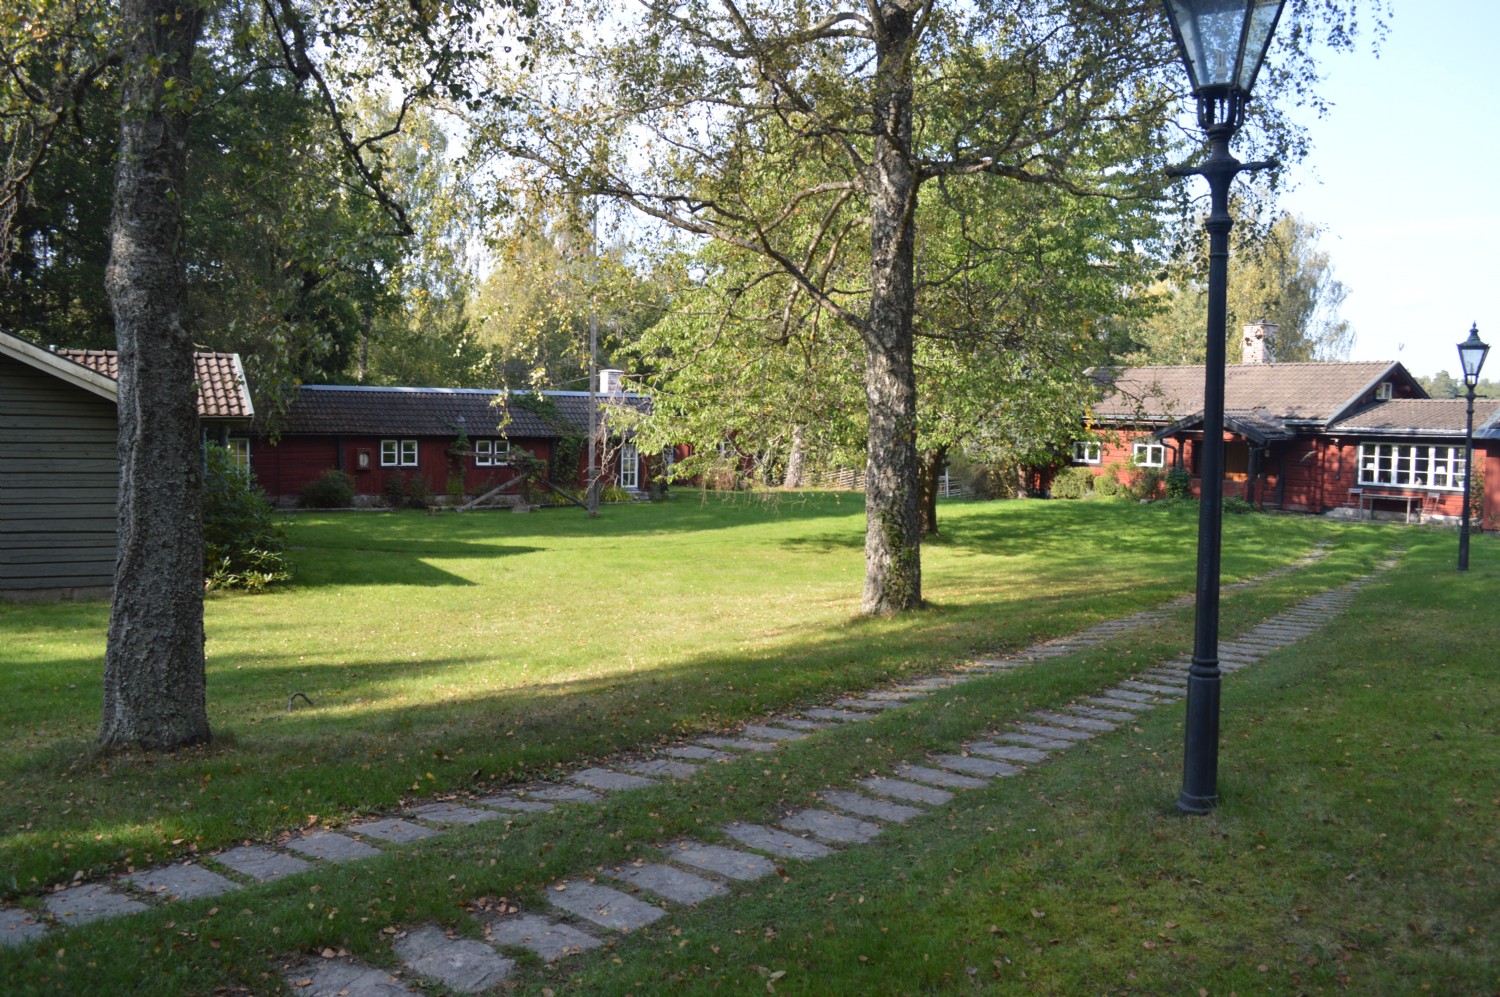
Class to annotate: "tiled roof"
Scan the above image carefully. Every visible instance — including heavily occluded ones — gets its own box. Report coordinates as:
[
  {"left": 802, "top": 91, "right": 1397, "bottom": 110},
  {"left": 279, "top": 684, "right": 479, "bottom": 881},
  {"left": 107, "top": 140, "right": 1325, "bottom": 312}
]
[
  {"left": 1327, "top": 398, "right": 1500, "bottom": 437},
  {"left": 55, "top": 348, "right": 254, "bottom": 420},
  {"left": 268, "top": 385, "right": 650, "bottom": 439},
  {"left": 1089, "top": 361, "right": 1406, "bottom": 427}
]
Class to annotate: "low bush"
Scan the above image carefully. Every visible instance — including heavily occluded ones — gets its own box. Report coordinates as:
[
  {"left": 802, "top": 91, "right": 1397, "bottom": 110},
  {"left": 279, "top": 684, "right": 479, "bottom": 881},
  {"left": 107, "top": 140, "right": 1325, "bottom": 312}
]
[
  {"left": 1223, "top": 496, "right": 1259, "bottom": 514},
  {"left": 1165, "top": 466, "right": 1193, "bottom": 499},
  {"left": 599, "top": 483, "right": 634, "bottom": 504},
  {"left": 1049, "top": 466, "right": 1096, "bottom": 500},
  {"left": 1126, "top": 465, "right": 1166, "bottom": 500},
  {"left": 1093, "top": 474, "right": 1123, "bottom": 498},
  {"left": 203, "top": 444, "right": 290, "bottom": 591},
  {"left": 383, "top": 471, "right": 432, "bottom": 509},
  {"left": 299, "top": 469, "right": 356, "bottom": 508}
]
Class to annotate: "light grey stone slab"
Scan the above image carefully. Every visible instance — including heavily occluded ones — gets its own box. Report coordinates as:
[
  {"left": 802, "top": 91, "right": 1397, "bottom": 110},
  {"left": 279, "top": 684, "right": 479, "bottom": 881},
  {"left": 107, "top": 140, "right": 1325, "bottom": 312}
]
[
  {"left": 570, "top": 767, "right": 658, "bottom": 792},
  {"left": 1119, "top": 681, "right": 1185, "bottom": 697},
  {"left": 285, "top": 831, "right": 382, "bottom": 863},
  {"left": 622, "top": 759, "right": 701, "bottom": 779},
  {"left": 800, "top": 708, "right": 872, "bottom": 722},
  {"left": 393, "top": 924, "right": 513, "bottom": 993},
  {"left": 858, "top": 776, "right": 953, "bottom": 806},
  {"left": 818, "top": 790, "right": 923, "bottom": 823},
  {"left": 861, "top": 689, "right": 931, "bottom": 701},
  {"left": 284, "top": 957, "right": 418, "bottom": 997},
  {"left": 994, "top": 732, "right": 1075, "bottom": 750},
  {"left": 0, "top": 908, "right": 46, "bottom": 947},
  {"left": 1065, "top": 705, "right": 1137, "bottom": 722},
  {"left": 1030, "top": 711, "right": 1116, "bottom": 732},
  {"left": 780, "top": 809, "right": 881, "bottom": 844},
  {"left": 474, "top": 795, "right": 555, "bottom": 813},
  {"left": 482, "top": 912, "right": 602, "bottom": 962},
  {"left": 740, "top": 724, "right": 810, "bottom": 742},
  {"left": 214, "top": 845, "right": 312, "bottom": 882},
  {"left": 1084, "top": 696, "right": 1152, "bottom": 713},
  {"left": 761, "top": 717, "right": 831, "bottom": 731},
  {"left": 411, "top": 802, "right": 503, "bottom": 826},
  {"left": 1014, "top": 722, "right": 1095, "bottom": 743},
  {"left": 43, "top": 883, "right": 148, "bottom": 926},
  {"left": 1140, "top": 671, "right": 1189, "bottom": 686},
  {"left": 1101, "top": 688, "right": 1159, "bottom": 705},
  {"left": 526, "top": 784, "right": 603, "bottom": 804},
  {"left": 662, "top": 841, "right": 776, "bottom": 881},
  {"left": 606, "top": 862, "right": 730, "bottom": 905},
  {"left": 930, "top": 754, "right": 1019, "bottom": 779},
  {"left": 721, "top": 822, "right": 834, "bottom": 860},
  {"left": 547, "top": 880, "right": 667, "bottom": 932},
  {"left": 968, "top": 742, "right": 1049, "bottom": 764},
  {"left": 662, "top": 745, "right": 733, "bottom": 762},
  {"left": 128, "top": 864, "right": 240, "bottom": 901},
  {"left": 696, "top": 736, "right": 778, "bottom": 753},
  {"left": 970, "top": 658, "right": 1019, "bottom": 669},
  {"left": 896, "top": 763, "right": 989, "bottom": 789},
  {"left": 835, "top": 698, "right": 908, "bottom": 711},
  {"left": 356, "top": 818, "right": 443, "bottom": 844},
  {"left": 899, "top": 677, "right": 962, "bottom": 690}
]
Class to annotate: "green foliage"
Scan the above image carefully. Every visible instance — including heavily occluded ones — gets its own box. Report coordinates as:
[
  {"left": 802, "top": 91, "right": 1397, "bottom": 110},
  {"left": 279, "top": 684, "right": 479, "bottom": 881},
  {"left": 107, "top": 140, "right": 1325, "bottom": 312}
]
[
  {"left": 1418, "top": 371, "right": 1500, "bottom": 400},
  {"left": 1050, "top": 466, "right": 1097, "bottom": 500},
  {"left": 508, "top": 394, "right": 586, "bottom": 480},
  {"left": 1469, "top": 459, "right": 1484, "bottom": 523},
  {"left": 1093, "top": 473, "right": 1123, "bottom": 498},
  {"left": 382, "top": 471, "right": 432, "bottom": 509},
  {"left": 299, "top": 469, "right": 357, "bottom": 509},
  {"left": 1223, "top": 496, "right": 1259, "bottom": 515},
  {"left": 598, "top": 483, "right": 633, "bottom": 504},
  {"left": 1165, "top": 466, "right": 1193, "bottom": 499},
  {"left": 202, "top": 444, "right": 290, "bottom": 591},
  {"left": 1125, "top": 465, "right": 1166, "bottom": 501}
]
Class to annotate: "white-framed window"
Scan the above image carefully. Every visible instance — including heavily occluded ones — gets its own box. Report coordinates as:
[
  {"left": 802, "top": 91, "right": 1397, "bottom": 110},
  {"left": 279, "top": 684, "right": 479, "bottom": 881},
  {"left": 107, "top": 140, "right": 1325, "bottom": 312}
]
[
  {"left": 1376, "top": 381, "right": 1394, "bottom": 401},
  {"left": 1072, "top": 441, "right": 1101, "bottom": 465},
  {"left": 1133, "top": 441, "right": 1165, "bottom": 468},
  {"left": 1358, "top": 443, "right": 1465, "bottom": 490},
  {"left": 619, "top": 441, "right": 639, "bottom": 489},
  {"left": 226, "top": 437, "right": 251, "bottom": 472},
  {"left": 474, "top": 439, "right": 510, "bottom": 466},
  {"left": 381, "top": 438, "right": 418, "bottom": 467}
]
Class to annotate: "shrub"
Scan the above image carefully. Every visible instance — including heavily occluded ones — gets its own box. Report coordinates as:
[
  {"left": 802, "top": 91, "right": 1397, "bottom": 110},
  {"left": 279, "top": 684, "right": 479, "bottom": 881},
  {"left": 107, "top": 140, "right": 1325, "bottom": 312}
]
[
  {"left": 1126, "top": 465, "right": 1166, "bottom": 501},
  {"left": 383, "top": 472, "right": 432, "bottom": 509},
  {"left": 203, "top": 444, "right": 290, "bottom": 591},
  {"left": 599, "top": 483, "right": 633, "bottom": 504},
  {"left": 1223, "top": 496, "right": 1258, "bottom": 515},
  {"left": 1050, "top": 466, "right": 1096, "bottom": 500},
  {"left": 299, "top": 469, "right": 356, "bottom": 508},
  {"left": 1166, "top": 466, "right": 1193, "bottom": 499},
  {"left": 1093, "top": 473, "right": 1123, "bottom": 498}
]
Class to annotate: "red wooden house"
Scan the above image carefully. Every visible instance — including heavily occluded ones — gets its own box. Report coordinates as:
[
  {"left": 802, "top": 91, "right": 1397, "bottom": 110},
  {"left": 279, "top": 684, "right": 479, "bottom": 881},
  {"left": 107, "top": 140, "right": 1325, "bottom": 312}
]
[
  {"left": 1074, "top": 326, "right": 1500, "bottom": 530},
  {"left": 250, "top": 376, "right": 655, "bottom": 506}
]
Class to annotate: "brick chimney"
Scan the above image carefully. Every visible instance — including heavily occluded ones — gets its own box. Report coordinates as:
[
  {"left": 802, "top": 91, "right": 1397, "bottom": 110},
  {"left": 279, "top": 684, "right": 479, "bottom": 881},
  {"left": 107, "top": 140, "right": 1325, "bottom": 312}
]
[{"left": 1242, "top": 319, "right": 1278, "bottom": 364}]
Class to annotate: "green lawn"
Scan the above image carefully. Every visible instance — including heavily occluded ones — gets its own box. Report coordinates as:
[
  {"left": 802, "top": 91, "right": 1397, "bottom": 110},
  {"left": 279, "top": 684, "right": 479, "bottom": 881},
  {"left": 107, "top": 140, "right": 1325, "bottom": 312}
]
[{"left": 2, "top": 495, "right": 1492, "bottom": 994}]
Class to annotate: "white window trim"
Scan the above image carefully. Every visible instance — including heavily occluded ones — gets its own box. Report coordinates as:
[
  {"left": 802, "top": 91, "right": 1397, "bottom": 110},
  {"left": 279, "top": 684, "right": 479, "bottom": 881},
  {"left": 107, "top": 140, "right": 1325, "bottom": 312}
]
[
  {"left": 474, "top": 439, "right": 510, "bottom": 467},
  {"left": 1357, "top": 442, "right": 1465, "bottom": 491},
  {"left": 619, "top": 441, "right": 640, "bottom": 489},
  {"left": 1072, "top": 441, "right": 1101, "bottom": 465},
  {"left": 1133, "top": 442, "right": 1165, "bottom": 468},
  {"left": 381, "top": 438, "right": 418, "bottom": 467}
]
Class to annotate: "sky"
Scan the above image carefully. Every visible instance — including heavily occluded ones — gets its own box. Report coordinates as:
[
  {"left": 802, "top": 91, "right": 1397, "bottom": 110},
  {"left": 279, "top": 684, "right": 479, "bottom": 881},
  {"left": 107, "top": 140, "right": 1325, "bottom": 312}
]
[{"left": 1270, "top": 2, "right": 1499, "bottom": 378}]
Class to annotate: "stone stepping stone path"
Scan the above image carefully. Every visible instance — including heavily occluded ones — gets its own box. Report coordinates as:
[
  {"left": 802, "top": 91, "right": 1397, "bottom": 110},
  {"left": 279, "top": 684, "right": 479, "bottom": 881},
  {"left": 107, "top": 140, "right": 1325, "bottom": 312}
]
[{"left": 5, "top": 543, "right": 1388, "bottom": 987}]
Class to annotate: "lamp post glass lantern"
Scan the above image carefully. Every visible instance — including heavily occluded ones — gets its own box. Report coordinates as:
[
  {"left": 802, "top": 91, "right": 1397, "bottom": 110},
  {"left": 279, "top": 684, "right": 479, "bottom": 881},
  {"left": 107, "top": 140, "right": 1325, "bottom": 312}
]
[
  {"left": 1160, "top": 0, "right": 1285, "bottom": 815},
  {"left": 1457, "top": 323, "right": 1489, "bottom": 571}
]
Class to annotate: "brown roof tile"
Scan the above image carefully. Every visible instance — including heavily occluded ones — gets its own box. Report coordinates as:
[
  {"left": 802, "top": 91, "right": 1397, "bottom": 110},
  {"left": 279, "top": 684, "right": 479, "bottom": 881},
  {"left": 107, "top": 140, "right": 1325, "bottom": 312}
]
[
  {"left": 1090, "top": 361, "right": 1407, "bottom": 426},
  {"left": 268, "top": 385, "right": 649, "bottom": 439},
  {"left": 1327, "top": 398, "right": 1500, "bottom": 437},
  {"left": 55, "top": 348, "right": 254, "bottom": 420}
]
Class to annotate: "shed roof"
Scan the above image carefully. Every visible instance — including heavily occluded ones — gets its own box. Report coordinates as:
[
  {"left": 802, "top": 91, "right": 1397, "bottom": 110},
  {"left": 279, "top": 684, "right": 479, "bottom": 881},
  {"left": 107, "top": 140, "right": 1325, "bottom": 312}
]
[
  {"left": 54, "top": 348, "right": 254, "bottom": 420},
  {"left": 1327, "top": 398, "right": 1500, "bottom": 438},
  {"left": 267, "top": 384, "right": 650, "bottom": 439},
  {"left": 1089, "top": 361, "right": 1409, "bottom": 427}
]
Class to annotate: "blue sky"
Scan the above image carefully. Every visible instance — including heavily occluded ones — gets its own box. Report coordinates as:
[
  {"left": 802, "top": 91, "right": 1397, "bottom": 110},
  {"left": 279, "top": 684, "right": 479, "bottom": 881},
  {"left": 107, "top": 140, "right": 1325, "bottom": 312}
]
[{"left": 1270, "top": 3, "right": 1498, "bottom": 378}]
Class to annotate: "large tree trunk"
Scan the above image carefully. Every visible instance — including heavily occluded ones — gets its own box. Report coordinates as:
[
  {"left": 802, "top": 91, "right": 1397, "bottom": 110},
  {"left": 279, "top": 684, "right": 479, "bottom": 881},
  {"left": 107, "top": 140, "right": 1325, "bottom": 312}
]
[
  {"left": 99, "top": 0, "right": 210, "bottom": 751},
  {"left": 918, "top": 444, "right": 948, "bottom": 537},
  {"left": 860, "top": 0, "right": 922, "bottom": 615},
  {"left": 783, "top": 424, "right": 805, "bottom": 488}
]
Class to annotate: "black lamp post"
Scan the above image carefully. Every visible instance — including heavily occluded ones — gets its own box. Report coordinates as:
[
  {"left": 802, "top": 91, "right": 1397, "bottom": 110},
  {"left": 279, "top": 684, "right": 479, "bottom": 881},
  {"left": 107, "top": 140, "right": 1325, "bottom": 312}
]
[
  {"left": 1160, "top": 0, "right": 1285, "bottom": 815},
  {"left": 1457, "top": 323, "right": 1490, "bottom": 571}
]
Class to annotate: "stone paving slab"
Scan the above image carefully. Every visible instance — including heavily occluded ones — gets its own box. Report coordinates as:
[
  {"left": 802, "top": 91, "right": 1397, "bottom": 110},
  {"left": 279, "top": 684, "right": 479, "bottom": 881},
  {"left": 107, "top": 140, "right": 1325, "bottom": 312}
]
[
  {"left": 1030, "top": 711, "right": 1116, "bottom": 732},
  {"left": 481, "top": 911, "right": 602, "bottom": 962},
  {"left": 899, "top": 677, "right": 962, "bottom": 690},
  {"left": 284, "top": 956, "right": 418, "bottom": 997},
  {"left": 1065, "top": 705, "right": 1137, "bottom": 722},
  {"left": 1118, "top": 681, "right": 1185, "bottom": 697},
  {"left": 214, "top": 845, "right": 313, "bottom": 882},
  {"left": 662, "top": 745, "right": 733, "bottom": 762},
  {"left": 861, "top": 689, "right": 932, "bottom": 701},
  {"left": 1014, "top": 722, "right": 1095, "bottom": 743},
  {"left": 548, "top": 880, "right": 666, "bottom": 932},
  {"left": 722, "top": 822, "right": 834, "bottom": 860},
  {"left": 622, "top": 759, "right": 701, "bottom": 780},
  {"left": 930, "top": 754, "right": 1020, "bottom": 779},
  {"left": 970, "top": 658, "right": 1019, "bottom": 669},
  {"left": 895, "top": 763, "right": 988, "bottom": 789},
  {"left": 1140, "top": 672, "right": 1188, "bottom": 686},
  {"left": 1100, "top": 688, "right": 1159, "bottom": 705},
  {"left": 526, "top": 784, "right": 604, "bottom": 804},
  {"left": 762, "top": 717, "right": 832, "bottom": 731},
  {"left": 800, "top": 708, "right": 873, "bottom": 722},
  {"left": 662, "top": 841, "right": 776, "bottom": 881},
  {"left": 967, "top": 742, "right": 1049, "bottom": 764},
  {"left": 858, "top": 776, "right": 953, "bottom": 806},
  {"left": 356, "top": 818, "right": 443, "bottom": 844},
  {"left": 818, "top": 790, "right": 924, "bottom": 824},
  {"left": 570, "top": 767, "right": 659, "bottom": 792},
  {"left": 43, "top": 883, "right": 149, "bottom": 926},
  {"left": 410, "top": 802, "right": 503, "bottom": 826},
  {"left": 696, "top": 736, "right": 778, "bottom": 752},
  {"left": 1085, "top": 696, "right": 1152, "bottom": 713},
  {"left": 835, "top": 697, "right": 909, "bottom": 711},
  {"left": 0, "top": 907, "right": 47, "bottom": 948},
  {"left": 995, "top": 731, "right": 1075, "bottom": 750},
  {"left": 740, "top": 724, "right": 811, "bottom": 742},
  {"left": 128, "top": 864, "right": 241, "bottom": 901},
  {"left": 285, "top": 831, "right": 383, "bottom": 863},
  {"left": 607, "top": 862, "right": 730, "bottom": 905},
  {"left": 392, "top": 924, "right": 514, "bottom": 993},
  {"left": 780, "top": 809, "right": 881, "bottom": 844},
  {"left": 474, "top": 795, "right": 556, "bottom": 813}
]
